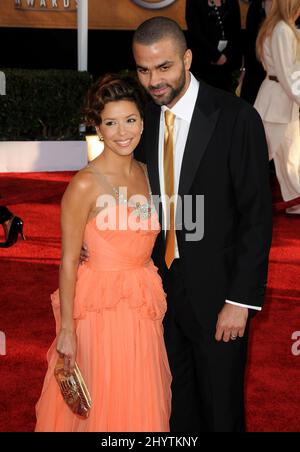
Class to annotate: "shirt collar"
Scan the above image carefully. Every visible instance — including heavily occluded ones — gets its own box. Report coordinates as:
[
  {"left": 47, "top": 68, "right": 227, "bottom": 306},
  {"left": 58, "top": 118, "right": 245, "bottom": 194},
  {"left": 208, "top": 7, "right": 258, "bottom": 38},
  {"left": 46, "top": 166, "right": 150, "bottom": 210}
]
[{"left": 162, "top": 72, "right": 199, "bottom": 123}]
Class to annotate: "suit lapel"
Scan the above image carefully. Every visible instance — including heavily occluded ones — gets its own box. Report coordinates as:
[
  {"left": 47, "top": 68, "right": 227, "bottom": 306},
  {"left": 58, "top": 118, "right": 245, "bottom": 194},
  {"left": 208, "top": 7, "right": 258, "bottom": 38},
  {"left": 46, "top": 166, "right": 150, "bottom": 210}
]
[
  {"left": 145, "top": 84, "right": 220, "bottom": 239},
  {"left": 178, "top": 86, "right": 220, "bottom": 197}
]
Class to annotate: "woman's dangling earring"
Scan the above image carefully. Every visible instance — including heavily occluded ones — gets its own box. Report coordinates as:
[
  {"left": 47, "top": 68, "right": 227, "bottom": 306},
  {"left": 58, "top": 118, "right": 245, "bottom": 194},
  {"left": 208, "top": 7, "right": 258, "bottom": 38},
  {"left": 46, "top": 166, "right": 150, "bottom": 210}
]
[{"left": 96, "top": 127, "right": 104, "bottom": 142}]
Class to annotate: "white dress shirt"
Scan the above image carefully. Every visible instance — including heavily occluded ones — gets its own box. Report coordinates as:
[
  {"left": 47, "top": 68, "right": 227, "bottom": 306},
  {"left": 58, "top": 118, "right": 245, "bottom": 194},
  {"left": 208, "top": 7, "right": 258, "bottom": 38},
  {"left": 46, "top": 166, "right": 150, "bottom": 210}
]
[{"left": 158, "top": 72, "right": 261, "bottom": 312}]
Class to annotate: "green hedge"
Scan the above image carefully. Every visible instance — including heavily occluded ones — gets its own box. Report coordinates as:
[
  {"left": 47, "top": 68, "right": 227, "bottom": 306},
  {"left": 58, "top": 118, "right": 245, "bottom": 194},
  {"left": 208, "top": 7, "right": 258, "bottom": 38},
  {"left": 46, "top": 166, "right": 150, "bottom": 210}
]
[{"left": 0, "top": 69, "right": 92, "bottom": 141}]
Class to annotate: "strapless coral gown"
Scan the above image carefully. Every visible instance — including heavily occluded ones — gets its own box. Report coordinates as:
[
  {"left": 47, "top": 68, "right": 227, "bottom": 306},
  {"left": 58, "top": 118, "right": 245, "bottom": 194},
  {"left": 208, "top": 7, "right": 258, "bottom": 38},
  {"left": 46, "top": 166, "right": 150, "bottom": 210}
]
[{"left": 35, "top": 203, "right": 171, "bottom": 432}]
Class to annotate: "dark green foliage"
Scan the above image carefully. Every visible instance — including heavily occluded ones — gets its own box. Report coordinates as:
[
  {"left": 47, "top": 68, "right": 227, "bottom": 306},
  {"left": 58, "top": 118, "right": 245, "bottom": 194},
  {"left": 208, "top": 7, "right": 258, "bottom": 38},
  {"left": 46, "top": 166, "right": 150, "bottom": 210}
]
[{"left": 0, "top": 69, "right": 92, "bottom": 141}]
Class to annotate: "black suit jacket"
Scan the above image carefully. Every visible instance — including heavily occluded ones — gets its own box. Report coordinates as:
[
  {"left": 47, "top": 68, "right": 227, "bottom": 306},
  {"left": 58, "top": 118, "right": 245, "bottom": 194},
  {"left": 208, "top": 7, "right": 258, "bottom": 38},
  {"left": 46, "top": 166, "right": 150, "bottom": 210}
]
[{"left": 136, "top": 81, "right": 272, "bottom": 328}]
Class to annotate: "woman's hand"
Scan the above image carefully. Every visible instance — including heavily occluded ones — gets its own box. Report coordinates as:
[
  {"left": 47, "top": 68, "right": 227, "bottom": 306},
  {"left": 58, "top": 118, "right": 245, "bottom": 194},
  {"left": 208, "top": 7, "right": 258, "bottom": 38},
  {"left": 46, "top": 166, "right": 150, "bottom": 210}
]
[{"left": 56, "top": 327, "right": 77, "bottom": 374}]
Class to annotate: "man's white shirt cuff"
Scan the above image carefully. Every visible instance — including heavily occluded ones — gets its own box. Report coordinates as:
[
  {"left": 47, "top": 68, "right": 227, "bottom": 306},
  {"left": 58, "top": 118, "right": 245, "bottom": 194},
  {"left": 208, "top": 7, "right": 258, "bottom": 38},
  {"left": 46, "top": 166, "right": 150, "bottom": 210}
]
[{"left": 225, "top": 300, "right": 262, "bottom": 311}]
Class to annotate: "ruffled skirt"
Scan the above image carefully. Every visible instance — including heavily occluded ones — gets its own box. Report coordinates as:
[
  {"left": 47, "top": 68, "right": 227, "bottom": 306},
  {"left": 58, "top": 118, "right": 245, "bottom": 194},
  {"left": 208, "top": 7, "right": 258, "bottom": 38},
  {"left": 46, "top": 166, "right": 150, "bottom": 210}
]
[{"left": 35, "top": 262, "right": 172, "bottom": 432}]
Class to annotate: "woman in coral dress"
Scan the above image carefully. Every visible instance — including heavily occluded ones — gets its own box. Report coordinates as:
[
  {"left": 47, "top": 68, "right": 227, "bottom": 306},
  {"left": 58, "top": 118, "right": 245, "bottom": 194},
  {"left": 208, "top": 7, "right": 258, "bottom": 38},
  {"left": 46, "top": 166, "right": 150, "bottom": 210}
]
[{"left": 35, "top": 74, "right": 172, "bottom": 432}]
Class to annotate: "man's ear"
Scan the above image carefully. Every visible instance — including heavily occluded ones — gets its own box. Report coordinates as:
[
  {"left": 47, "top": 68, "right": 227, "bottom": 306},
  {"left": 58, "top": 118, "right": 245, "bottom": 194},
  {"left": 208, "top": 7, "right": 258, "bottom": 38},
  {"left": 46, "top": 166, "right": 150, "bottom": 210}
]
[{"left": 184, "top": 49, "right": 193, "bottom": 71}]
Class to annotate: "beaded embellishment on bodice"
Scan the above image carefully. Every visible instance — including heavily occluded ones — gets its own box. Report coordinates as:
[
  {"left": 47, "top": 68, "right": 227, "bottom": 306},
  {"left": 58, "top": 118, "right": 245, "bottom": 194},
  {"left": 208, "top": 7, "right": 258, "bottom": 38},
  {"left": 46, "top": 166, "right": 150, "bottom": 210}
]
[
  {"left": 88, "top": 162, "right": 156, "bottom": 221},
  {"left": 110, "top": 185, "right": 156, "bottom": 221}
]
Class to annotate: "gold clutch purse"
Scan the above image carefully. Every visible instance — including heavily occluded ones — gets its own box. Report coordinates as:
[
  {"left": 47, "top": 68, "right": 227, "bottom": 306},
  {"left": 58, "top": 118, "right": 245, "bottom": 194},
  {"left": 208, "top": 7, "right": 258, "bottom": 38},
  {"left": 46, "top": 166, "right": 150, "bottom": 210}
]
[{"left": 54, "top": 357, "right": 92, "bottom": 419}]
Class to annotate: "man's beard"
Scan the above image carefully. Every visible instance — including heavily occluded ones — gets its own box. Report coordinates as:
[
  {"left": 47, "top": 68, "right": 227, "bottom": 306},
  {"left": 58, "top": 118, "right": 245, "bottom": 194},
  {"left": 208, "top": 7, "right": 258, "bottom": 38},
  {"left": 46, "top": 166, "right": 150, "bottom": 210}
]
[{"left": 148, "top": 69, "right": 186, "bottom": 106}]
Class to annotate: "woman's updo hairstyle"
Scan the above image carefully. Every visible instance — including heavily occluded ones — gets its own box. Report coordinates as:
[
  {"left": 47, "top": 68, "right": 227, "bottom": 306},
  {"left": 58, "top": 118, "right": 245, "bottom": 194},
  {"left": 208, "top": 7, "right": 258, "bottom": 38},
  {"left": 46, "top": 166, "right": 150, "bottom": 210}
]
[{"left": 85, "top": 73, "right": 147, "bottom": 128}]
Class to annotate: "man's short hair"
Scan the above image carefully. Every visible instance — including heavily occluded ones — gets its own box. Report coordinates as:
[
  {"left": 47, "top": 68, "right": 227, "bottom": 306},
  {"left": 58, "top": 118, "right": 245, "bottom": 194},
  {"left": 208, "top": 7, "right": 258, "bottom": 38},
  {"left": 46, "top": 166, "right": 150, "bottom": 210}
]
[{"left": 133, "top": 16, "right": 187, "bottom": 56}]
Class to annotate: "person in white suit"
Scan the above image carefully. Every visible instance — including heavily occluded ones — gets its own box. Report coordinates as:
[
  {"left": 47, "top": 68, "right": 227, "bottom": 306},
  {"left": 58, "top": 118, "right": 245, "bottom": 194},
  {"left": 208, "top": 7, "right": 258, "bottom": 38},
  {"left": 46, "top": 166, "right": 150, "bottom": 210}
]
[{"left": 254, "top": 0, "right": 300, "bottom": 214}]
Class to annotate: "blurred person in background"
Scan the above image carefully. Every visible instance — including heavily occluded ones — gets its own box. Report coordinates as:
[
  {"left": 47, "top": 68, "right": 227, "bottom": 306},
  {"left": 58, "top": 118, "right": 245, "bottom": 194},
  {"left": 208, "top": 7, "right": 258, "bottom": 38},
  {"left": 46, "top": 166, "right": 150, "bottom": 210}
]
[
  {"left": 254, "top": 0, "right": 300, "bottom": 214},
  {"left": 240, "top": 0, "right": 273, "bottom": 105},
  {"left": 185, "top": 0, "right": 242, "bottom": 92}
]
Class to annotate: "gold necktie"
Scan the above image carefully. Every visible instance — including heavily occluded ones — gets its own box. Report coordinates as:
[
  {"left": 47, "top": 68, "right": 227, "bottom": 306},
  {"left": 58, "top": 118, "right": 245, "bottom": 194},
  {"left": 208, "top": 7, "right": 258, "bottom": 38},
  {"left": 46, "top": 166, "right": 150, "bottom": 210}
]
[{"left": 164, "top": 110, "right": 176, "bottom": 269}]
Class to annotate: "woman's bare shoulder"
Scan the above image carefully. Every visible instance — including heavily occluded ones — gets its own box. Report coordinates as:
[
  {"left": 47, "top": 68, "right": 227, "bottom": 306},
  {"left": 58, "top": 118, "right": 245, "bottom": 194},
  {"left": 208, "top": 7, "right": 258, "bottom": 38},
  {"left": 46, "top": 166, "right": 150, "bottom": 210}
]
[{"left": 63, "top": 166, "right": 100, "bottom": 203}]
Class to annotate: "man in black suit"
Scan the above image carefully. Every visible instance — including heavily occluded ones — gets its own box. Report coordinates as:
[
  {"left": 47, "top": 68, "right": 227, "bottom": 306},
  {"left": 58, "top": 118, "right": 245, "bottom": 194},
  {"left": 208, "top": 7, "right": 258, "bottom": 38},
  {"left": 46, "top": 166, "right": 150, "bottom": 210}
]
[{"left": 132, "top": 16, "right": 272, "bottom": 432}]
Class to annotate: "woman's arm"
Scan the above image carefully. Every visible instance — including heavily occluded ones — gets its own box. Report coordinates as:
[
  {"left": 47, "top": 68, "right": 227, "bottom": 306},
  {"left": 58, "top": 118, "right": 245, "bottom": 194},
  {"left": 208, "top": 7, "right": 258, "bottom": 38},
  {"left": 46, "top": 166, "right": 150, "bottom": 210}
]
[
  {"left": 271, "top": 22, "right": 300, "bottom": 105},
  {"left": 56, "top": 171, "right": 95, "bottom": 373}
]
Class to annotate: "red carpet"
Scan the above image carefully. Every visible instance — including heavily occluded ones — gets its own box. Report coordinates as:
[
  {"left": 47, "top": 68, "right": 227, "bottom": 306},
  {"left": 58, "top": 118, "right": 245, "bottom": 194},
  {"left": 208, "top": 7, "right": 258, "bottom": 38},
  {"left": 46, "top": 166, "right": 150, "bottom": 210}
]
[{"left": 0, "top": 171, "right": 299, "bottom": 432}]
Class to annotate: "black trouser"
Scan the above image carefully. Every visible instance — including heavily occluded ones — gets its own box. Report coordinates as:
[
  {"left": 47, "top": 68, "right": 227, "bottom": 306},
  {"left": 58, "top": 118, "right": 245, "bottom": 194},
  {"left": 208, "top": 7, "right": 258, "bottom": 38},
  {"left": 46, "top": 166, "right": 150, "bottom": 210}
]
[{"left": 163, "top": 259, "right": 249, "bottom": 432}]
